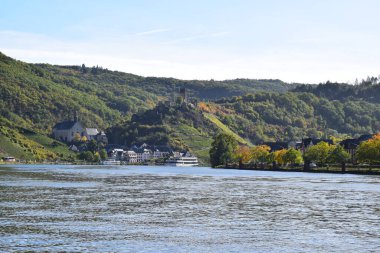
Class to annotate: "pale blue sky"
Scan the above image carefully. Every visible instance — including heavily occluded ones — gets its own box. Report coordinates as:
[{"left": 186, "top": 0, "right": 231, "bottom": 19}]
[{"left": 1, "top": 0, "right": 379, "bottom": 83}]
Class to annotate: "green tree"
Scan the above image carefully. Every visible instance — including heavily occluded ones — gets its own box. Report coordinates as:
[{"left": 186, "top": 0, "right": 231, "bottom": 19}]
[
  {"left": 87, "top": 139, "right": 98, "bottom": 153},
  {"left": 210, "top": 133, "right": 237, "bottom": 167},
  {"left": 81, "top": 64, "right": 87, "bottom": 73},
  {"left": 328, "top": 145, "right": 350, "bottom": 172},
  {"left": 303, "top": 141, "right": 334, "bottom": 166},
  {"left": 99, "top": 148, "right": 107, "bottom": 160},
  {"left": 79, "top": 151, "right": 94, "bottom": 162},
  {"left": 283, "top": 148, "right": 303, "bottom": 166},
  {"left": 93, "top": 152, "right": 101, "bottom": 163}
]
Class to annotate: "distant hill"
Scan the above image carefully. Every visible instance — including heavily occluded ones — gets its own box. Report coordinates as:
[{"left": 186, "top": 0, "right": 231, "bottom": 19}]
[
  {"left": 203, "top": 92, "right": 380, "bottom": 143},
  {"left": 0, "top": 52, "right": 294, "bottom": 133},
  {"left": 0, "top": 51, "right": 379, "bottom": 162},
  {"left": 293, "top": 79, "right": 380, "bottom": 103}
]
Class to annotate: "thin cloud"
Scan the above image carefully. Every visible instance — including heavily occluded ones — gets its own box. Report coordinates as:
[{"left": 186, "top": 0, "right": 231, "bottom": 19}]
[
  {"left": 161, "top": 35, "right": 201, "bottom": 45},
  {"left": 136, "top": 28, "right": 169, "bottom": 36},
  {"left": 162, "top": 31, "right": 230, "bottom": 45},
  {"left": 210, "top": 31, "right": 229, "bottom": 37}
]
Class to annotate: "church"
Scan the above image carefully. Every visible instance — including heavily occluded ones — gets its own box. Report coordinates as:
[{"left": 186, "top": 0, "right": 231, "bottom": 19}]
[{"left": 52, "top": 113, "right": 84, "bottom": 143}]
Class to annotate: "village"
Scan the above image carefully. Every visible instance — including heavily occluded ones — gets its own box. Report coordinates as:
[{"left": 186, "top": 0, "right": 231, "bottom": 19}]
[{"left": 51, "top": 114, "right": 181, "bottom": 164}]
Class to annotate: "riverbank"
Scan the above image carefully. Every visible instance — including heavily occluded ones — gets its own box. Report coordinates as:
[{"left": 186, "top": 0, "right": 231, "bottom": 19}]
[{"left": 220, "top": 164, "right": 380, "bottom": 175}]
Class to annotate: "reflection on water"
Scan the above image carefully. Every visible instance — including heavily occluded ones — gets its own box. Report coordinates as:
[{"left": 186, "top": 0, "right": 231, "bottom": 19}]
[{"left": 0, "top": 165, "right": 379, "bottom": 252}]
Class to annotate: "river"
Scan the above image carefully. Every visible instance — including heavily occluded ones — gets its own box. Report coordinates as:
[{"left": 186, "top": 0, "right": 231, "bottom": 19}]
[{"left": 0, "top": 165, "right": 379, "bottom": 252}]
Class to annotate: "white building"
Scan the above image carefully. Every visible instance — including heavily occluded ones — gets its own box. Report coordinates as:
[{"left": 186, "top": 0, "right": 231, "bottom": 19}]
[
  {"left": 125, "top": 151, "right": 138, "bottom": 164},
  {"left": 110, "top": 149, "right": 125, "bottom": 160},
  {"left": 135, "top": 149, "right": 151, "bottom": 163},
  {"left": 84, "top": 128, "right": 99, "bottom": 141},
  {"left": 152, "top": 149, "right": 171, "bottom": 159}
]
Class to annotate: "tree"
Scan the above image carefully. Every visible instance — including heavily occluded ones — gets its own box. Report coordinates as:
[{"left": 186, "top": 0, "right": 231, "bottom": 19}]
[
  {"left": 81, "top": 64, "right": 87, "bottom": 73},
  {"left": 99, "top": 149, "right": 107, "bottom": 160},
  {"left": 73, "top": 133, "right": 81, "bottom": 142},
  {"left": 328, "top": 145, "right": 350, "bottom": 172},
  {"left": 303, "top": 141, "right": 334, "bottom": 166},
  {"left": 250, "top": 145, "right": 270, "bottom": 165},
  {"left": 234, "top": 145, "right": 252, "bottom": 168},
  {"left": 87, "top": 139, "right": 98, "bottom": 153},
  {"left": 93, "top": 152, "right": 101, "bottom": 163},
  {"left": 356, "top": 134, "right": 380, "bottom": 165},
  {"left": 210, "top": 133, "right": 237, "bottom": 167},
  {"left": 79, "top": 151, "right": 94, "bottom": 162},
  {"left": 273, "top": 149, "right": 287, "bottom": 166},
  {"left": 283, "top": 148, "right": 303, "bottom": 166}
]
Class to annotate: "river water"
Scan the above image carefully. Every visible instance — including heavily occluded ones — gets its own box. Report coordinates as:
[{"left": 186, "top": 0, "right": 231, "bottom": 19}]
[{"left": 0, "top": 165, "right": 379, "bottom": 252}]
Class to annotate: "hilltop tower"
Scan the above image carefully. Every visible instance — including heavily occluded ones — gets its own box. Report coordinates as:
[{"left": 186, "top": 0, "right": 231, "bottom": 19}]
[{"left": 179, "top": 87, "right": 188, "bottom": 103}]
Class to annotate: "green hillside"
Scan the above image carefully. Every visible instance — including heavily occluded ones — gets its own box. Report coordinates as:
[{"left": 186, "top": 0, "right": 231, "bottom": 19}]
[
  {"left": 0, "top": 117, "right": 76, "bottom": 162},
  {"left": 203, "top": 113, "right": 252, "bottom": 146},
  {"left": 107, "top": 102, "right": 218, "bottom": 164},
  {"left": 204, "top": 92, "right": 380, "bottom": 143},
  {"left": 1, "top": 52, "right": 380, "bottom": 163},
  {"left": 0, "top": 52, "right": 295, "bottom": 132}
]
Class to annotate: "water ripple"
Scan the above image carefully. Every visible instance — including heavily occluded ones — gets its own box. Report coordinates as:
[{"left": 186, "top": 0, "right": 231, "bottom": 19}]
[{"left": 0, "top": 165, "right": 379, "bottom": 252}]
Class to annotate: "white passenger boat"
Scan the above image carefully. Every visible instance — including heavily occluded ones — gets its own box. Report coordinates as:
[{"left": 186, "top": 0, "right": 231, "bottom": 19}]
[
  {"left": 101, "top": 158, "right": 121, "bottom": 165},
  {"left": 165, "top": 153, "right": 199, "bottom": 167}
]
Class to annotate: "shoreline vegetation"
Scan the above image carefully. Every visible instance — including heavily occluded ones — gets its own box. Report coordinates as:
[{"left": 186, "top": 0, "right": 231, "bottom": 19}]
[
  {"left": 220, "top": 164, "right": 380, "bottom": 175},
  {"left": 210, "top": 132, "right": 380, "bottom": 176}
]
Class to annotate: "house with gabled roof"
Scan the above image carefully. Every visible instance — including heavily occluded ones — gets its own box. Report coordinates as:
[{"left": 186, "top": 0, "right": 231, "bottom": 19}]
[
  {"left": 340, "top": 134, "right": 373, "bottom": 162},
  {"left": 53, "top": 120, "right": 84, "bottom": 143},
  {"left": 53, "top": 112, "right": 108, "bottom": 144}
]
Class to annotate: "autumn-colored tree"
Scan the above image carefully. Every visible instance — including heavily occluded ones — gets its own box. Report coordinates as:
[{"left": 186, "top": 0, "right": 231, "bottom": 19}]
[
  {"left": 250, "top": 145, "right": 270, "bottom": 164},
  {"left": 372, "top": 132, "right": 380, "bottom": 140},
  {"left": 198, "top": 102, "right": 210, "bottom": 112},
  {"left": 234, "top": 145, "right": 252, "bottom": 164},
  {"left": 273, "top": 149, "right": 287, "bottom": 166},
  {"left": 81, "top": 136, "right": 88, "bottom": 142},
  {"left": 73, "top": 133, "right": 81, "bottom": 142},
  {"left": 356, "top": 134, "right": 380, "bottom": 164},
  {"left": 93, "top": 152, "right": 101, "bottom": 163}
]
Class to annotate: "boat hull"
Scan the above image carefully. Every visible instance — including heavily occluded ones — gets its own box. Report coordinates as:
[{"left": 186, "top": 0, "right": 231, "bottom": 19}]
[
  {"left": 101, "top": 160, "right": 121, "bottom": 165},
  {"left": 165, "top": 163, "right": 199, "bottom": 167}
]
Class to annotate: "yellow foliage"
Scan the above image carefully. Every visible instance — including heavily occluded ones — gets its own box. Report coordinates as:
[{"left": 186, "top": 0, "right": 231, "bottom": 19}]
[
  {"left": 273, "top": 149, "right": 287, "bottom": 165},
  {"left": 357, "top": 134, "right": 380, "bottom": 163},
  {"left": 250, "top": 145, "right": 271, "bottom": 163},
  {"left": 73, "top": 133, "right": 81, "bottom": 142},
  {"left": 198, "top": 102, "right": 210, "bottom": 112},
  {"left": 371, "top": 132, "right": 380, "bottom": 141},
  {"left": 234, "top": 145, "right": 252, "bottom": 163}
]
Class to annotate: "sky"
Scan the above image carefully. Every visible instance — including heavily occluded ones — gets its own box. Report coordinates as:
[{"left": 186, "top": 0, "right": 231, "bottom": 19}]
[{"left": 1, "top": 0, "right": 380, "bottom": 83}]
